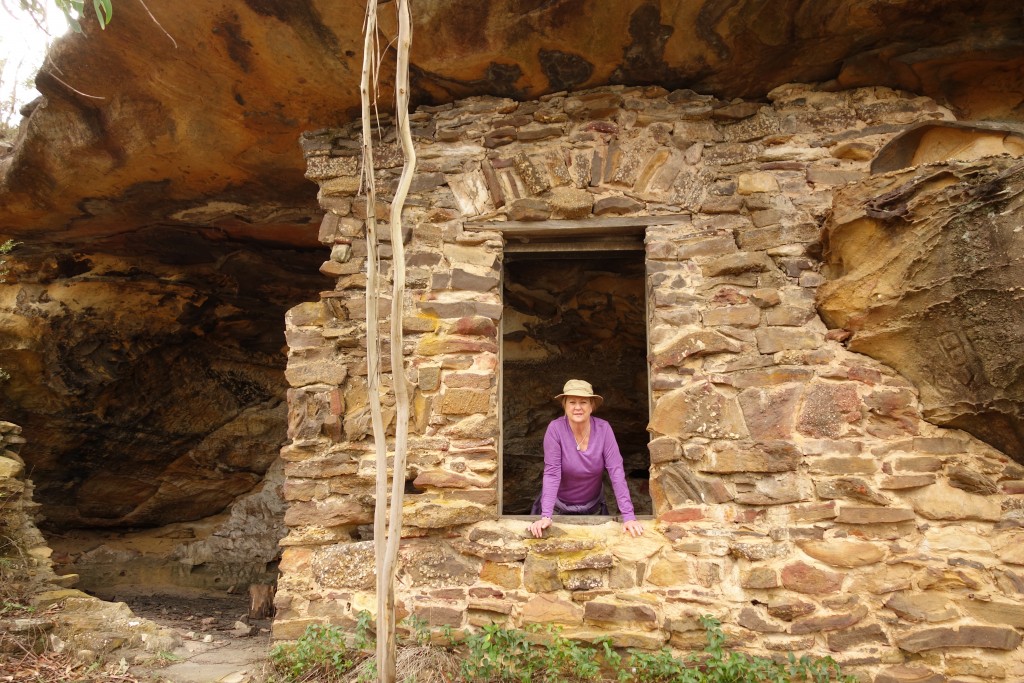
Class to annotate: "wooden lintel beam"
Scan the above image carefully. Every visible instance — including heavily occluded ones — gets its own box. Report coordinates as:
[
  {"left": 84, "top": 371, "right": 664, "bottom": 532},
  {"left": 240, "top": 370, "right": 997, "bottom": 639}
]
[
  {"left": 465, "top": 214, "right": 692, "bottom": 237},
  {"left": 504, "top": 239, "right": 642, "bottom": 254}
]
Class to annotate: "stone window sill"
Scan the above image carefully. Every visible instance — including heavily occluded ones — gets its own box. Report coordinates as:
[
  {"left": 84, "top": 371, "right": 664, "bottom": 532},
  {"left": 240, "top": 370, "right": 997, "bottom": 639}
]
[{"left": 501, "top": 514, "right": 655, "bottom": 524}]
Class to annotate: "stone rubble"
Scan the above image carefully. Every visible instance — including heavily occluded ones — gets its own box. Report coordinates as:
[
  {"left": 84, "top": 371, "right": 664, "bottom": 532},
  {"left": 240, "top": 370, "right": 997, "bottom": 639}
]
[
  {"left": 0, "top": 422, "right": 56, "bottom": 593},
  {"left": 283, "top": 83, "right": 1024, "bottom": 682}
]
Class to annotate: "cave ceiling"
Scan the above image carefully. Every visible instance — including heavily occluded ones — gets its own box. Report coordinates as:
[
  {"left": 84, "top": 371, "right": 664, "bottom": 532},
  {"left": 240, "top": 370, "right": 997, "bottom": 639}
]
[{"left": 2, "top": 0, "right": 1022, "bottom": 243}]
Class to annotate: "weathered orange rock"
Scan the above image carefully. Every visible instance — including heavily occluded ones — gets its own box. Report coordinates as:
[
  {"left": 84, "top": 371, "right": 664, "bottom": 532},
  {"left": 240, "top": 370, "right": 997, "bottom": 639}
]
[
  {"left": 903, "top": 482, "right": 1001, "bottom": 522},
  {"left": 738, "top": 385, "right": 801, "bottom": 440},
  {"left": 896, "top": 625, "right": 1023, "bottom": 652},
  {"left": 797, "top": 539, "right": 886, "bottom": 568},
  {"left": 650, "top": 463, "right": 732, "bottom": 509},
  {"left": 755, "top": 327, "right": 823, "bottom": 354},
  {"left": 767, "top": 598, "right": 816, "bottom": 621},
  {"left": 523, "top": 554, "right": 561, "bottom": 593},
  {"left": 439, "top": 388, "right": 491, "bottom": 415},
  {"left": 825, "top": 622, "right": 889, "bottom": 652},
  {"left": 283, "top": 497, "right": 372, "bottom": 527},
  {"left": 957, "top": 598, "right": 1024, "bottom": 628},
  {"left": 649, "top": 382, "right": 748, "bottom": 440},
  {"left": 872, "top": 665, "right": 945, "bottom": 683},
  {"left": 790, "top": 604, "right": 868, "bottom": 635},
  {"left": 944, "top": 655, "right": 1006, "bottom": 680},
  {"left": 412, "top": 604, "right": 464, "bottom": 627},
  {"left": 649, "top": 330, "right": 743, "bottom": 368},
  {"left": 404, "top": 499, "right": 492, "bottom": 528},
  {"left": 814, "top": 477, "right": 891, "bottom": 505},
  {"left": 310, "top": 542, "right": 375, "bottom": 590},
  {"left": 522, "top": 594, "right": 582, "bottom": 625},
  {"left": 479, "top": 561, "right": 522, "bottom": 589},
  {"left": 780, "top": 561, "right": 844, "bottom": 595},
  {"left": 819, "top": 151, "right": 1024, "bottom": 461},
  {"left": 646, "top": 551, "right": 692, "bottom": 587},
  {"left": 884, "top": 592, "right": 959, "bottom": 624},
  {"left": 741, "top": 566, "right": 779, "bottom": 589},
  {"left": 796, "top": 382, "right": 862, "bottom": 439},
  {"left": 584, "top": 601, "right": 658, "bottom": 625},
  {"left": 835, "top": 506, "right": 915, "bottom": 525},
  {"left": 701, "top": 441, "right": 801, "bottom": 473}
]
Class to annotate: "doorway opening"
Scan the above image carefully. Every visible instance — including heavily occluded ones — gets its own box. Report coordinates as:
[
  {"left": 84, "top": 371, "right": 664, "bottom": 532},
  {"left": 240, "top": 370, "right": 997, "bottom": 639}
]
[{"left": 500, "top": 250, "right": 651, "bottom": 517}]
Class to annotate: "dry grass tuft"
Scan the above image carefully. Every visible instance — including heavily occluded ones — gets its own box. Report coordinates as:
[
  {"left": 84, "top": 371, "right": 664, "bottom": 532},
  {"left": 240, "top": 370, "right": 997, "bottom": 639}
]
[{"left": 341, "top": 644, "right": 462, "bottom": 683}]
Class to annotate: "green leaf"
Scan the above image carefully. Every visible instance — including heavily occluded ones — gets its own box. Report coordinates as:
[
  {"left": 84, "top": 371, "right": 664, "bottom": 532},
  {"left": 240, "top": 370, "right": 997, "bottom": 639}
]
[{"left": 92, "top": 0, "right": 112, "bottom": 28}]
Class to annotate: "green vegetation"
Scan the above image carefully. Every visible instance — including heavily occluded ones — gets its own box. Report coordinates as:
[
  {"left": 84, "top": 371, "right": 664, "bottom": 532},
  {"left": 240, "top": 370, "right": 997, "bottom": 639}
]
[
  {"left": 16, "top": 0, "right": 113, "bottom": 32},
  {"left": 0, "top": 238, "right": 16, "bottom": 277},
  {"left": 270, "top": 614, "right": 376, "bottom": 682},
  {"left": 0, "top": 506, "right": 33, "bottom": 611},
  {"left": 460, "top": 622, "right": 605, "bottom": 682},
  {"left": 269, "top": 613, "right": 855, "bottom": 683},
  {"left": 0, "top": 240, "right": 15, "bottom": 383}
]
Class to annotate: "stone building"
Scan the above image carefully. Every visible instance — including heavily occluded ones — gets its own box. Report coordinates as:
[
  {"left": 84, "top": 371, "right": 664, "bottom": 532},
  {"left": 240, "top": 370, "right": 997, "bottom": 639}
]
[{"left": 278, "top": 83, "right": 1024, "bottom": 681}]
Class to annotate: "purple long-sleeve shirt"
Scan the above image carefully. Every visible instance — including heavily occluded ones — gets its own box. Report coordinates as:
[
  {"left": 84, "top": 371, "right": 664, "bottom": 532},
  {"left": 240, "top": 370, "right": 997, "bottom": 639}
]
[{"left": 539, "top": 416, "right": 636, "bottom": 521}]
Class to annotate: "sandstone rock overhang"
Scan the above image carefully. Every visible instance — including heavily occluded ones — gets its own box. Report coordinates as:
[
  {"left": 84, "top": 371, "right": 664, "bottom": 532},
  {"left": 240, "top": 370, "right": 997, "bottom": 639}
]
[
  {"left": 2, "top": 0, "right": 1024, "bottom": 242},
  {"left": 819, "top": 121, "right": 1024, "bottom": 461}
]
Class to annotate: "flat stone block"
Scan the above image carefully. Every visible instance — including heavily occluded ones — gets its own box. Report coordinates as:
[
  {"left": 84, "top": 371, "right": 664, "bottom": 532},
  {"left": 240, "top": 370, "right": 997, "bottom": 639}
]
[
  {"left": 835, "top": 506, "right": 915, "bottom": 524},
  {"left": 755, "top": 327, "right": 823, "bottom": 354},
  {"left": 896, "top": 625, "right": 1023, "bottom": 653}
]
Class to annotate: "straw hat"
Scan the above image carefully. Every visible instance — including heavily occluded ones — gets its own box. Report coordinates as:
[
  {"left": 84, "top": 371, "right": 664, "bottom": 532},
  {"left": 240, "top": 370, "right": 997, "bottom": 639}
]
[{"left": 554, "top": 379, "right": 603, "bottom": 409}]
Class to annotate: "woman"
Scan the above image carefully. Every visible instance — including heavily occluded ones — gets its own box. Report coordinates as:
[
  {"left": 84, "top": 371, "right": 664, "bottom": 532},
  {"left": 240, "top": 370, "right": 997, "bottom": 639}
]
[{"left": 528, "top": 379, "right": 645, "bottom": 538}]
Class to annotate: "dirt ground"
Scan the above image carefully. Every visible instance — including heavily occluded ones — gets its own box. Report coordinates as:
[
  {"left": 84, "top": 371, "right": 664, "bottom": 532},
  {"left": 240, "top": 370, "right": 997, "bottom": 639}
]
[{"left": 108, "top": 590, "right": 276, "bottom": 683}]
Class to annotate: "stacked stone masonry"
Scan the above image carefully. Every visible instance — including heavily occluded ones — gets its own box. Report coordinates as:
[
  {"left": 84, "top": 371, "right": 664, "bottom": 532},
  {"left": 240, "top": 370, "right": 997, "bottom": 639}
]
[
  {"left": 283, "top": 84, "right": 1024, "bottom": 682},
  {"left": 0, "top": 422, "right": 59, "bottom": 591}
]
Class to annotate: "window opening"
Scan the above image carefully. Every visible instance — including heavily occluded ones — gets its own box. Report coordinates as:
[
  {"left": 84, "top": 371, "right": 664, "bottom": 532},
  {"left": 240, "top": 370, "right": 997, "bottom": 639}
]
[{"left": 499, "top": 249, "right": 652, "bottom": 518}]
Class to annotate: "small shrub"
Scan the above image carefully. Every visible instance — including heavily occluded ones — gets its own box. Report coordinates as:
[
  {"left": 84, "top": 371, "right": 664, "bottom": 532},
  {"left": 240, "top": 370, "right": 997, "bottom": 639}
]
[
  {"left": 621, "top": 615, "right": 856, "bottom": 683},
  {"left": 402, "top": 613, "right": 431, "bottom": 646},
  {"left": 270, "top": 622, "right": 367, "bottom": 682},
  {"left": 270, "top": 612, "right": 855, "bottom": 683},
  {"left": 456, "top": 615, "right": 855, "bottom": 683},
  {"left": 0, "top": 239, "right": 15, "bottom": 383},
  {"left": 460, "top": 622, "right": 538, "bottom": 682},
  {"left": 0, "top": 528, "right": 34, "bottom": 609},
  {"left": 0, "top": 239, "right": 16, "bottom": 278}
]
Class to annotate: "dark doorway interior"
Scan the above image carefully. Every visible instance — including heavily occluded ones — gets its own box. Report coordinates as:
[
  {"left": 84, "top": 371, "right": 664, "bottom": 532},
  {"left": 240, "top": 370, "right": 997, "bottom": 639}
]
[{"left": 501, "top": 252, "right": 652, "bottom": 516}]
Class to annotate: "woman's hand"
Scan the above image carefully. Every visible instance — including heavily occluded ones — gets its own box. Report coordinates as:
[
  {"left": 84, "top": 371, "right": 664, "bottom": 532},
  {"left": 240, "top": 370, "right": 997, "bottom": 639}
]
[
  {"left": 529, "top": 517, "right": 552, "bottom": 538},
  {"left": 623, "top": 520, "right": 644, "bottom": 537}
]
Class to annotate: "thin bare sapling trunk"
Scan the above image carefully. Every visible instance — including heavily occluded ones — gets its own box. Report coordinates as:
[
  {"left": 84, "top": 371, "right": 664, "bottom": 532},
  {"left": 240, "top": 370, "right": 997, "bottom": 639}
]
[
  {"left": 358, "top": 0, "right": 389, "bottom": 677},
  {"left": 360, "top": 1, "right": 415, "bottom": 681},
  {"left": 379, "top": 2, "right": 415, "bottom": 681}
]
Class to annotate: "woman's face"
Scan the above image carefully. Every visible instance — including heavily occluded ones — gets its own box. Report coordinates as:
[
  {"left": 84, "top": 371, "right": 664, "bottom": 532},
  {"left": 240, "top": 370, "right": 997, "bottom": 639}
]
[{"left": 563, "top": 396, "right": 593, "bottom": 424}]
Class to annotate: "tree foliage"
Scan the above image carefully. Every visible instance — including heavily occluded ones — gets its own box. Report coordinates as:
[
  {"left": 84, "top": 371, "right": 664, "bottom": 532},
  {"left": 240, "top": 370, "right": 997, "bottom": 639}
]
[{"left": 14, "top": 0, "right": 112, "bottom": 31}]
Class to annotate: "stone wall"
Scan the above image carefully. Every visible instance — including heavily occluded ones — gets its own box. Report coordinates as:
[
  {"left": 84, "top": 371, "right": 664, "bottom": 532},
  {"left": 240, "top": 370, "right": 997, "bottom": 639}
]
[
  {"left": 281, "top": 84, "right": 1024, "bottom": 682},
  {"left": 0, "top": 421, "right": 59, "bottom": 593}
]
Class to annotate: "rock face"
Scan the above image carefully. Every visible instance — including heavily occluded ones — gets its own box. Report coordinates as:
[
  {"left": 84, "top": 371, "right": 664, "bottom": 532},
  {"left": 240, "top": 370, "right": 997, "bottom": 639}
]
[
  {"left": 46, "top": 459, "right": 287, "bottom": 592},
  {"left": 279, "top": 84, "right": 1024, "bottom": 681},
  {"left": 818, "top": 122, "right": 1024, "bottom": 461},
  {"left": 0, "top": 238, "right": 324, "bottom": 528}
]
